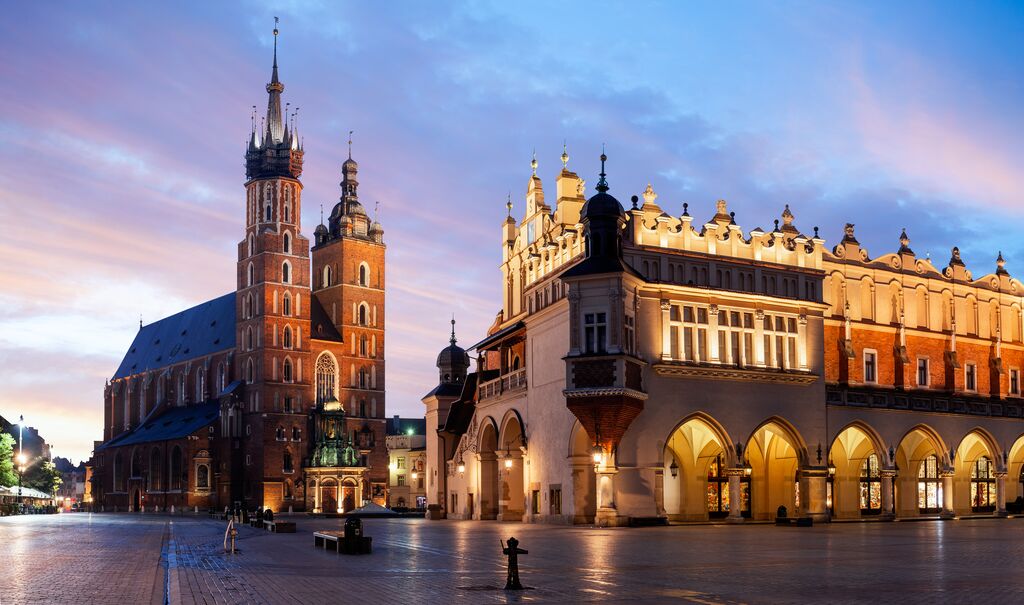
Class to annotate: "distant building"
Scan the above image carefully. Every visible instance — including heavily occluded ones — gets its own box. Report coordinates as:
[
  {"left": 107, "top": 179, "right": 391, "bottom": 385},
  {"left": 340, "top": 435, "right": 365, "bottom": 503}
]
[
  {"left": 89, "top": 26, "right": 388, "bottom": 514},
  {"left": 1, "top": 414, "right": 52, "bottom": 478},
  {"left": 386, "top": 415, "right": 427, "bottom": 509}
]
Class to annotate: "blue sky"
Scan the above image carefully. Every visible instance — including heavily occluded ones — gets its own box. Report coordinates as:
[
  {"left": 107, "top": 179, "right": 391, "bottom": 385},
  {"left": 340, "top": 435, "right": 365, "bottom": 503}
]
[{"left": 1, "top": 1, "right": 1023, "bottom": 462}]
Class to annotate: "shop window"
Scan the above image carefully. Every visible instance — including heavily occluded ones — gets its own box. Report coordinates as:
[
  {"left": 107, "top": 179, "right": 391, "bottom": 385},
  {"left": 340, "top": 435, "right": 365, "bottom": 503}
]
[
  {"left": 859, "top": 453, "right": 881, "bottom": 514},
  {"left": 971, "top": 457, "right": 995, "bottom": 513},
  {"left": 917, "top": 454, "right": 942, "bottom": 513}
]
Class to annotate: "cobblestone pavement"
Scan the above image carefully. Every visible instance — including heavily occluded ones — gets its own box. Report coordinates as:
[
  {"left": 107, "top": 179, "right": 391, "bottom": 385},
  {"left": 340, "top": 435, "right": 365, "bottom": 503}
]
[{"left": 4, "top": 513, "right": 1024, "bottom": 604}]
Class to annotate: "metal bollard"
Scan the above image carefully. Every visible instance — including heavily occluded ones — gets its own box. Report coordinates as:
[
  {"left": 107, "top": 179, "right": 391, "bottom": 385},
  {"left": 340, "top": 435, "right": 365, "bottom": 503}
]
[
  {"left": 501, "top": 536, "right": 528, "bottom": 590},
  {"left": 224, "top": 519, "right": 238, "bottom": 554}
]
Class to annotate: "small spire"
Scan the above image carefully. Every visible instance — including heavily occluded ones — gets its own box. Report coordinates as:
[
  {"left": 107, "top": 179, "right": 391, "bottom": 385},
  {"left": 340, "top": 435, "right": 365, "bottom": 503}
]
[
  {"left": 320, "top": 203, "right": 324, "bottom": 224},
  {"left": 531, "top": 148, "right": 538, "bottom": 176},
  {"left": 997, "top": 251, "right": 1008, "bottom": 274},
  {"left": 561, "top": 141, "right": 569, "bottom": 170},
  {"left": 596, "top": 145, "right": 609, "bottom": 193},
  {"left": 271, "top": 17, "right": 280, "bottom": 83},
  {"left": 450, "top": 315, "right": 457, "bottom": 346},
  {"left": 347, "top": 130, "right": 353, "bottom": 159},
  {"left": 139, "top": 314, "right": 143, "bottom": 330},
  {"left": 506, "top": 191, "right": 512, "bottom": 217},
  {"left": 374, "top": 200, "right": 380, "bottom": 222},
  {"left": 682, "top": 202, "right": 689, "bottom": 217}
]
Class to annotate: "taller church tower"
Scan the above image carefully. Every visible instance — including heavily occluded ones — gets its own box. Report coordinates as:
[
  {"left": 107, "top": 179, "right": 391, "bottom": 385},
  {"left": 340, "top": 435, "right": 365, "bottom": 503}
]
[
  {"left": 311, "top": 138, "right": 388, "bottom": 502},
  {"left": 235, "top": 23, "right": 312, "bottom": 509}
]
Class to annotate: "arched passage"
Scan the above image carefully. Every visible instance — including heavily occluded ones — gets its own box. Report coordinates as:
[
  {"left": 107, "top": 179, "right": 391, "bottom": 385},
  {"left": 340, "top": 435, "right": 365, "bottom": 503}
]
[
  {"left": 477, "top": 419, "right": 499, "bottom": 520},
  {"left": 1007, "top": 434, "right": 1024, "bottom": 505},
  {"left": 893, "top": 425, "right": 948, "bottom": 517},
  {"left": 954, "top": 430, "right": 1000, "bottom": 515},
  {"left": 663, "top": 414, "right": 740, "bottom": 521},
  {"left": 568, "top": 422, "right": 596, "bottom": 524},
  {"left": 745, "top": 418, "right": 806, "bottom": 520},
  {"left": 829, "top": 423, "right": 886, "bottom": 518},
  {"left": 498, "top": 412, "right": 525, "bottom": 521}
]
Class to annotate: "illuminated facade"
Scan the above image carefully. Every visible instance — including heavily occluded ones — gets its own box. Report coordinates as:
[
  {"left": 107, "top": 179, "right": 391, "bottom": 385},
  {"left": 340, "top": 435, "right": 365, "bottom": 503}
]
[
  {"left": 425, "top": 149, "right": 1024, "bottom": 525},
  {"left": 91, "top": 27, "right": 388, "bottom": 514}
]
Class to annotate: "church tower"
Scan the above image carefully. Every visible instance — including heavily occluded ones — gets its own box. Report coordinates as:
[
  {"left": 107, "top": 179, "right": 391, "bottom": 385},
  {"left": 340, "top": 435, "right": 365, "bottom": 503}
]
[
  {"left": 310, "top": 137, "right": 389, "bottom": 503},
  {"left": 235, "top": 22, "right": 312, "bottom": 510}
]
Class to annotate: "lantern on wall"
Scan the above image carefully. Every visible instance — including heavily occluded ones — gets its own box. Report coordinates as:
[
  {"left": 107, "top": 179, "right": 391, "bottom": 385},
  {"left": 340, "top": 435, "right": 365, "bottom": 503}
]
[{"left": 669, "top": 459, "right": 679, "bottom": 478}]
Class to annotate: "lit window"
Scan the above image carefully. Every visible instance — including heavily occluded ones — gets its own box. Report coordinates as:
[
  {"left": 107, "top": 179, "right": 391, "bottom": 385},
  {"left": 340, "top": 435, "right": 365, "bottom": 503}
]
[
  {"left": 863, "top": 351, "right": 877, "bottom": 383},
  {"left": 917, "top": 454, "right": 942, "bottom": 513},
  {"left": 859, "top": 454, "right": 881, "bottom": 513},
  {"left": 583, "top": 312, "right": 607, "bottom": 354},
  {"left": 971, "top": 457, "right": 995, "bottom": 512}
]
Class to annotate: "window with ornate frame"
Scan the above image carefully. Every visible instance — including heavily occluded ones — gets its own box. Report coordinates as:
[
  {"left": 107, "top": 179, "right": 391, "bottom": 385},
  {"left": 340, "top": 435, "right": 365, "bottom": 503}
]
[
  {"left": 971, "top": 456, "right": 996, "bottom": 513},
  {"left": 860, "top": 453, "right": 881, "bottom": 514},
  {"left": 917, "top": 454, "right": 942, "bottom": 513},
  {"left": 315, "top": 353, "right": 338, "bottom": 404}
]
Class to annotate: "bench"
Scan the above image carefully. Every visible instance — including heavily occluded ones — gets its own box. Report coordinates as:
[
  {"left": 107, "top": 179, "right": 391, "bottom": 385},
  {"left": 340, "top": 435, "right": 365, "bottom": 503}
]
[
  {"left": 314, "top": 531, "right": 344, "bottom": 552},
  {"left": 265, "top": 520, "right": 296, "bottom": 533}
]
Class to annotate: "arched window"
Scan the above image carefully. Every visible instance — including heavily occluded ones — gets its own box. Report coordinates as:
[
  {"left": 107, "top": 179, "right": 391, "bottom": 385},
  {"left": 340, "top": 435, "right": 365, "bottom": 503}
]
[
  {"left": 360, "top": 334, "right": 368, "bottom": 356},
  {"left": 276, "top": 425, "right": 285, "bottom": 440},
  {"left": 246, "top": 359, "right": 255, "bottom": 383},
  {"left": 246, "top": 294, "right": 254, "bottom": 319},
  {"left": 248, "top": 263, "right": 255, "bottom": 287},
  {"left": 283, "top": 326, "right": 293, "bottom": 349},
  {"left": 246, "top": 327, "right": 253, "bottom": 351},
  {"left": 918, "top": 454, "right": 942, "bottom": 513},
  {"left": 283, "top": 359, "right": 293, "bottom": 382},
  {"left": 358, "top": 368, "right": 368, "bottom": 389},
  {"left": 195, "top": 368, "right": 205, "bottom": 402},
  {"left": 358, "top": 303, "right": 368, "bottom": 326},
  {"left": 283, "top": 232, "right": 291, "bottom": 254},
  {"left": 323, "top": 266, "right": 332, "bottom": 288},
  {"left": 283, "top": 451, "right": 293, "bottom": 472},
  {"left": 149, "top": 448, "right": 161, "bottom": 491},
  {"left": 315, "top": 353, "right": 338, "bottom": 404},
  {"left": 282, "top": 261, "right": 290, "bottom": 284},
  {"left": 282, "top": 293, "right": 291, "bottom": 316},
  {"left": 292, "top": 426, "right": 301, "bottom": 441},
  {"left": 196, "top": 464, "right": 210, "bottom": 489},
  {"left": 217, "top": 364, "right": 225, "bottom": 392},
  {"left": 971, "top": 457, "right": 996, "bottom": 512},
  {"left": 247, "top": 234, "right": 254, "bottom": 257},
  {"left": 359, "top": 263, "right": 369, "bottom": 286},
  {"left": 859, "top": 453, "right": 881, "bottom": 514},
  {"left": 284, "top": 480, "right": 293, "bottom": 499},
  {"left": 284, "top": 202, "right": 291, "bottom": 223},
  {"left": 178, "top": 373, "right": 186, "bottom": 404},
  {"left": 169, "top": 446, "right": 183, "bottom": 491}
]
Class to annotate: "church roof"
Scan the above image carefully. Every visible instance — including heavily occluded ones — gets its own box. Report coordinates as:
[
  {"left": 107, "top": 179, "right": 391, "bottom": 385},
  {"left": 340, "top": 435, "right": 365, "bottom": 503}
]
[
  {"left": 97, "top": 401, "right": 220, "bottom": 450},
  {"left": 113, "top": 293, "right": 236, "bottom": 379},
  {"left": 310, "top": 296, "right": 343, "bottom": 342}
]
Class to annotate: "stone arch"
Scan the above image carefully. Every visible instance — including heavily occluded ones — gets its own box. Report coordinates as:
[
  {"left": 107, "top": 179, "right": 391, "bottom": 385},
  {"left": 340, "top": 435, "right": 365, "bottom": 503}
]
[
  {"left": 568, "top": 421, "right": 596, "bottom": 524},
  {"left": 953, "top": 428, "right": 1001, "bottom": 515},
  {"left": 477, "top": 417, "right": 500, "bottom": 520},
  {"left": 1006, "top": 432, "right": 1024, "bottom": 501},
  {"left": 893, "top": 424, "right": 948, "bottom": 517},
  {"left": 744, "top": 417, "right": 808, "bottom": 520},
  {"left": 497, "top": 410, "right": 525, "bottom": 521},
  {"left": 860, "top": 276, "right": 875, "bottom": 321},
  {"left": 663, "top": 412, "right": 737, "bottom": 521},
  {"left": 828, "top": 421, "right": 886, "bottom": 519}
]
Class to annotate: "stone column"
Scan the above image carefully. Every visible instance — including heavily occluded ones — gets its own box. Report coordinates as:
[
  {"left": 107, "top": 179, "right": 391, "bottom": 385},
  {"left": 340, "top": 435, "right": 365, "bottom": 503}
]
[
  {"left": 595, "top": 468, "right": 621, "bottom": 527},
  {"left": 727, "top": 469, "right": 744, "bottom": 523},
  {"left": 802, "top": 467, "right": 829, "bottom": 522},
  {"left": 941, "top": 471, "right": 955, "bottom": 519},
  {"left": 880, "top": 469, "right": 896, "bottom": 520},
  {"left": 660, "top": 300, "right": 672, "bottom": 361},
  {"left": 996, "top": 472, "right": 1008, "bottom": 517}
]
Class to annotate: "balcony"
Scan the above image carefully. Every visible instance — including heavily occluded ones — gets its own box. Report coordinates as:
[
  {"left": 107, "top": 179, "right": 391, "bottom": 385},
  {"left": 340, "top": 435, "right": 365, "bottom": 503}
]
[{"left": 478, "top": 368, "right": 527, "bottom": 401}]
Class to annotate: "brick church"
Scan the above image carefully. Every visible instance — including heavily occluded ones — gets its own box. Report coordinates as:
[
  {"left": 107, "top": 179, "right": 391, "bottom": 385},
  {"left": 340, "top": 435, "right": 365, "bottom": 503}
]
[{"left": 90, "top": 26, "right": 387, "bottom": 514}]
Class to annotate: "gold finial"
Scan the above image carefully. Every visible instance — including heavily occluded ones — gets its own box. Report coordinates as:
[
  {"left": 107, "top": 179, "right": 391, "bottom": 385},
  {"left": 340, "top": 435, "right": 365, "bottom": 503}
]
[
  {"left": 506, "top": 191, "right": 512, "bottom": 217},
  {"left": 561, "top": 141, "right": 569, "bottom": 169},
  {"left": 531, "top": 148, "right": 538, "bottom": 176}
]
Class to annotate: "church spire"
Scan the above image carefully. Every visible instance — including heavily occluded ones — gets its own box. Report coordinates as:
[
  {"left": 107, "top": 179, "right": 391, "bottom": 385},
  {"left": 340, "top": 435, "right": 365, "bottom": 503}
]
[{"left": 265, "top": 18, "right": 285, "bottom": 144}]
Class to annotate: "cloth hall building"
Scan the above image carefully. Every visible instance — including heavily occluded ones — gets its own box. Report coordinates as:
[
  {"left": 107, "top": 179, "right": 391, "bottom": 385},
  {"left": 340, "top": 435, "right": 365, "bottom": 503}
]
[
  {"left": 424, "top": 151, "right": 1024, "bottom": 526},
  {"left": 90, "top": 30, "right": 388, "bottom": 515}
]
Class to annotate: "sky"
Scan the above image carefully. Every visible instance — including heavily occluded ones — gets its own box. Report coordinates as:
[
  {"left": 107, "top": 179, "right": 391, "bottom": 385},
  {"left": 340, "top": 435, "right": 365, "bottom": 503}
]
[{"left": 2, "top": 1, "right": 1023, "bottom": 463}]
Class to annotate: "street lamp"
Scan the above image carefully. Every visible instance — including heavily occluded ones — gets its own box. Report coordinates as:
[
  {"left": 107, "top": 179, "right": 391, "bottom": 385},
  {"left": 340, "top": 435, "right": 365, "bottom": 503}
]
[{"left": 16, "top": 415, "right": 25, "bottom": 507}]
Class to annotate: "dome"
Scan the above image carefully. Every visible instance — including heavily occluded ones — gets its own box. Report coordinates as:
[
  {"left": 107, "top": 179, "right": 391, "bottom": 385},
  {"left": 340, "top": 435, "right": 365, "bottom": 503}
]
[
  {"left": 581, "top": 191, "right": 624, "bottom": 221},
  {"left": 436, "top": 342, "right": 469, "bottom": 369},
  {"left": 343, "top": 157, "right": 358, "bottom": 171},
  {"left": 314, "top": 223, "right": 328, "bottom": 235},
  {"left": 348, "top": 200, "right": 367, "bottom": 216},
  {"left": 369, "top": 220, "right": 383, "bottom": 233}
]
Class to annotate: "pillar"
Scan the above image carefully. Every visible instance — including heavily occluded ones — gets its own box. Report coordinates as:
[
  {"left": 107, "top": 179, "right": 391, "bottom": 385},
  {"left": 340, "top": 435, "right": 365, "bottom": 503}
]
[
  {"left": 941, "top": 471, "right": 955, "bottom": 519},
  {"left": 727, "top": 469, "right": 744, "bottom": 523},
  {"left": 802, "top": 467, "right": 828, "bottom": 522},
  {"left": 996, "top": 472, "right": 1008, "bottom": 517},
  {"left": 880, "top": 470, "right": 895, "bottom": 520},
  {"left": 595, "top": 468, "right": 621, "bottom": 527}
]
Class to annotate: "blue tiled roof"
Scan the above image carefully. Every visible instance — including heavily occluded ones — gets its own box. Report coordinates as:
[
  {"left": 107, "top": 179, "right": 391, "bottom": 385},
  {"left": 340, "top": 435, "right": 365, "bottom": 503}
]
[
  {"left": 113, "top": 293, "right": 236, "bottom": 379},
  {"left": 98, "top": 402, "right": 220, "bottom": 450}
]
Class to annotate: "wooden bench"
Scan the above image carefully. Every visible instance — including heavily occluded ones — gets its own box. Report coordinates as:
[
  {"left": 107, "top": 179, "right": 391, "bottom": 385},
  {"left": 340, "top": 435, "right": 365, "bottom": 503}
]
[
  {"left": 314, "top": 530, "right": 344, "bottom": 552},
  {"left": 265, "top": 520, "right": 296, "bottom": 533}
]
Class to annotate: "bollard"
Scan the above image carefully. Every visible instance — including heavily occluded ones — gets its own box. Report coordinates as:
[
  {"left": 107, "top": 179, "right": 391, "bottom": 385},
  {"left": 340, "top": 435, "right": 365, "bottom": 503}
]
[
  {"left": 224, "top": 518, "right": 238, "bottom": 554},
  {"left": 501, "top": 537, "right": 528, "bottom": 590},
  {"left": 170, "top": 505, "right": 175, "bottom": 514}
]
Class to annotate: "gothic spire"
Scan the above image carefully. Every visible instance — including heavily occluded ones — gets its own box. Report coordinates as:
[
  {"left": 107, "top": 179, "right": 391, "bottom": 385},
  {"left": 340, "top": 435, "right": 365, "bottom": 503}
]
[
  {"left": 265, "top": 18, "right": 285, "bottom": 144},
  {"left": 450, "top": 316, "right": 457, "bottom": 346},
  {"left": 596, "top": 144, "right": 609, "bottom": 193}
]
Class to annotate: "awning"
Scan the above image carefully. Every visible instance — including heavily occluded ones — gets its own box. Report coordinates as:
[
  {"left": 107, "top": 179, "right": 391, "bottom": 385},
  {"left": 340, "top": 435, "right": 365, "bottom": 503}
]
[{"left": 469, "top": 321, "right": 525, "bottom": 352}]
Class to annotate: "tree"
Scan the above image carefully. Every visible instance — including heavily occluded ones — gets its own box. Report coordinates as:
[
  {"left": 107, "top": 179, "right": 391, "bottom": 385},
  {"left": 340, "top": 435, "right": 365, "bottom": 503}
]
[
  {"left": 24, "top": 459, "right": 62, "bottom": 495},
  {"left": 0, "top": 433, "right": 15, "bottom": 488}
]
